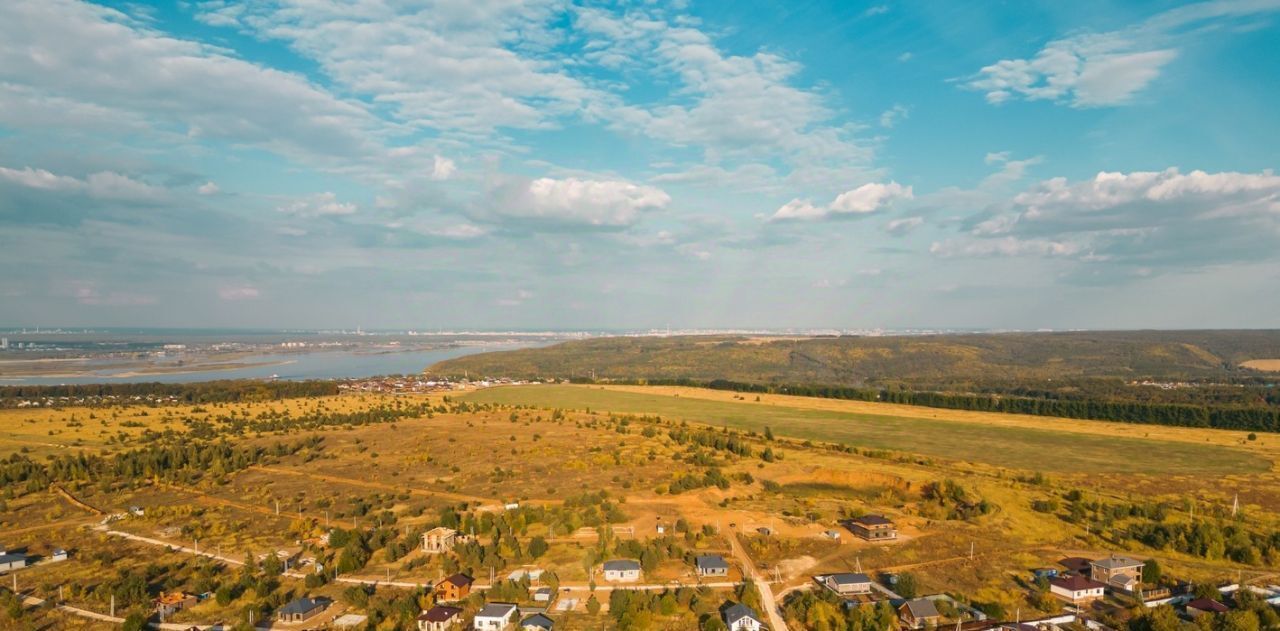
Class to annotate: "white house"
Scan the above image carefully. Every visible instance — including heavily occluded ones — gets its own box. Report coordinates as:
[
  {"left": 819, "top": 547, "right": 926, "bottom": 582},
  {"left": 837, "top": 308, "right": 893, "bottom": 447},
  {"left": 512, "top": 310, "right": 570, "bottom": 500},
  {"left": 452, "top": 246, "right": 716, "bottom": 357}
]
[
  {"left": 0, "top": 553, "right": 28, "bottom": 572},
  {"left": 473, "top": 603, "right": 518, "bottom": 630},
  {"left": 602, "top": 559, "right": 641, "bottom": 582},
  {"left": 695, "top": 555, "right": 730, "bottom": 577},
  {"left": 724, "top": 602, "right": 764, "bottom": 631},
  {"left": 824, "top": 572, "right": 872, "bottom": 595},
  {"left": 1048, "top": 575, "right": 1106, "bottom": 604}
]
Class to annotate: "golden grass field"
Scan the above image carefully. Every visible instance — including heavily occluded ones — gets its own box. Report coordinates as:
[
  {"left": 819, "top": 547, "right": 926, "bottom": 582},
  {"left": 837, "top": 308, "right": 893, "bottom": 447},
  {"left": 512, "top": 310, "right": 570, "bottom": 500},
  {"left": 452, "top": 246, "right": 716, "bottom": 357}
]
[
  {"left": 3, "top": 387, "right": 1278, "bottom": 629},
  {"left": 1241, "top": 359, "right": 1280, "bottom": 372}
]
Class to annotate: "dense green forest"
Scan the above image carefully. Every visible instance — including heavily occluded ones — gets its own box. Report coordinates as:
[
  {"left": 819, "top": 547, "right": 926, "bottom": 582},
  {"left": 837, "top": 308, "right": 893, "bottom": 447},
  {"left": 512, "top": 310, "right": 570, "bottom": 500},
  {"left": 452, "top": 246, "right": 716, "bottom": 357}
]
[{"left": 431, "top": 331, "right": 1280, "bottom": 432}]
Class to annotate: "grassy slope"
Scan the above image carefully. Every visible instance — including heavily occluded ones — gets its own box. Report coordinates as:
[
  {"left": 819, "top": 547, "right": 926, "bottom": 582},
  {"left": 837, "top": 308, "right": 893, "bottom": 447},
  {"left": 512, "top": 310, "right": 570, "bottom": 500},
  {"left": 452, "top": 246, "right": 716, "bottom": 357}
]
[
  {"left": 462, "top": 384, "right": 1271, "bottom": 476},
  {"left": 432, "top": 330, "right": 1280, "bottom": 383}
]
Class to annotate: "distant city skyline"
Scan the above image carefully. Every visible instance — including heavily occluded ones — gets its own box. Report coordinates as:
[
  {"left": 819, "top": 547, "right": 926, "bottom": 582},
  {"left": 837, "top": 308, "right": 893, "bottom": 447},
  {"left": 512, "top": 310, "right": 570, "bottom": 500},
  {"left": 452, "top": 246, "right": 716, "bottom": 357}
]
[{"left": 1, "top": 0, "right": 1278, "bottom": 330}]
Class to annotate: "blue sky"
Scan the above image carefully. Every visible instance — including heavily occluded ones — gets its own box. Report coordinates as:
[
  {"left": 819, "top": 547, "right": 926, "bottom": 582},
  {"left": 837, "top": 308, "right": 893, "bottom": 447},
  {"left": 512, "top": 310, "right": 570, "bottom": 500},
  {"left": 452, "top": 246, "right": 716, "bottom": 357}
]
[{"left": 1, "top": 0, "right": 1278, "bottom": 330}]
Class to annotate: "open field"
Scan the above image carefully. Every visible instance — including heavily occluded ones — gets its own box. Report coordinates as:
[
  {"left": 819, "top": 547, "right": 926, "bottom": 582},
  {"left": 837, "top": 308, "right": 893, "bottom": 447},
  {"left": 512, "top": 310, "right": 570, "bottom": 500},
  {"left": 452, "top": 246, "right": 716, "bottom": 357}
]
[
  {"left": 3, "top": 387, "right": 1278, "bottom": 630},
  {"left": 462, "top": 384, "right": 1273, "bottom": 476},
  {"left": 1242, "top": 359, "right": 1280, "bottom": 372}
]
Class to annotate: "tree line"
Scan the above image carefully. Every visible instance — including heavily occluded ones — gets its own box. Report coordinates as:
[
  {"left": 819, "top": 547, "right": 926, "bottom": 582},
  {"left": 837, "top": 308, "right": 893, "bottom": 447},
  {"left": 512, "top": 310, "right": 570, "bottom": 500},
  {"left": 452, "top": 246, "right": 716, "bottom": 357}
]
[
  {"left": 0, "top": 379, "right": 339, "bottom": 406},
  {"left": 580, "top": 377, "right": 1280, "bottom": 433}
]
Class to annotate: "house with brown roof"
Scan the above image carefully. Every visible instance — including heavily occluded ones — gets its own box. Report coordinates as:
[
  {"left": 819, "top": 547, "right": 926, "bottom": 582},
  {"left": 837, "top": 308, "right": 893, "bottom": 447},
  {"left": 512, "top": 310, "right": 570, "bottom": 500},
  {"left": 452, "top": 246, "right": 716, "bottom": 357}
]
[
  {"left": 845, "top": 514, "right": 897, "bottom": 541},
  {"left": 1048, "top": 575, "right": 1106, "bottom": 604},
  {"left": 436, "top": 573, "right": 475, "bottom": 602},
  {"left": 1185, "top": 599, "right": 1229, "bottom": 619},
  {"left": 417, "top": 605, "right": 463, "bottom": 631},
  {"left": 898, "top": 598, "right": 942, "bottom": 629}
]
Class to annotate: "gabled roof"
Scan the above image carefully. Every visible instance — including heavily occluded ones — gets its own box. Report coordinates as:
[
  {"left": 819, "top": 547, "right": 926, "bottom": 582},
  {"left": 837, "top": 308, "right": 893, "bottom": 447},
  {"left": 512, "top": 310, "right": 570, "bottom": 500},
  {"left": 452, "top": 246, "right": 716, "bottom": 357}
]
[
  {"left": 1049, "top": 575, "right": 1106, "bottom": 592},
  {"left": 439, "top": 572, "right": 474, "bottom": 588},
  {"left": 851, "top": 514, "right": 894, "bottom": 526},
  {"left": 418, "top": 606, "right": 462, "bottom": 622},
  {"left": 724, "top": 602, "right": 761, "bottom": 626},
  {"left": 829, "top": 572, "right": 871, "bottom": 585},
  {"left": 1110, "top": 573, "right": 1138, "bottom": 586},
  {"left": 279, "top": 597, "right": 324, "bottom": 615},
  {"left": 1091, "top": 555, "right": 1143, "bottom": 570},
  {"left": 0, "top": 553, "right": 26, "bottom": 564},
  {"left": 696, "top": 555, "right": 730, "bottom": 570},
  {"left": 521, "top": 613, "right": 554, "bottom": 629},
  {"left": 1058, "top": 557, "right": 1092, "bottom": 573},
  {"left": 603, "top": 559, "right": 641, "bottom": 572},
  {"left": 477, "top": 602, "right": 518, "bottom": 618},
  {"left": 1186, "top": 598, "right": 1229, "bottom": 613},
  {"left": 901, "top": 598, "right": 940, "bottom": 619}
]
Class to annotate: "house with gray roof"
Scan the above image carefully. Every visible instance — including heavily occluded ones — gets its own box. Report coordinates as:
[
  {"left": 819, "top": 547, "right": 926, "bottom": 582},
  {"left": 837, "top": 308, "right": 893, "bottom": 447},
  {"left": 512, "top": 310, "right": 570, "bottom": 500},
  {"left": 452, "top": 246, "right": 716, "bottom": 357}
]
[
  {"left": 602, "top": 559, "right": 641, "bottom": 582},
  {"left": 824, "top": 572, "right": 872, "bottom": 595},
  {"left": 277, "top": 597, "right": 327, "bottom": 622},
  {"left": 898, "top": 598, "right": 942, "bottom": 629},
  {"left": 473, "top": 602, "right": 518, "bottom": 630},
  {"left": 0, "top": 553, "right": 28, "bottom": 573},
  {"left": 723, "top": 602, "right": 764, "bottom": 631},
  {"left": 520, "top": 613, "right": 554, "bottom": 630},
  {"left": 695, "top": 554, "right": 730, "bottom": 577}
]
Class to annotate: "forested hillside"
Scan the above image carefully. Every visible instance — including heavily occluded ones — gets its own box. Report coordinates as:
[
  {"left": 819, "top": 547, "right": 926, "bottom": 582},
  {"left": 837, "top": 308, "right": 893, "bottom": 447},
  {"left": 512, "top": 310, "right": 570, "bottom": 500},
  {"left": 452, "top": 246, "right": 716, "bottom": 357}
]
[
  {"left": 432, "top": 331, "right": 1280, "bottom": 431},
  {"left": 432, "top": 330, "right": 1280, "bottom": 383}
]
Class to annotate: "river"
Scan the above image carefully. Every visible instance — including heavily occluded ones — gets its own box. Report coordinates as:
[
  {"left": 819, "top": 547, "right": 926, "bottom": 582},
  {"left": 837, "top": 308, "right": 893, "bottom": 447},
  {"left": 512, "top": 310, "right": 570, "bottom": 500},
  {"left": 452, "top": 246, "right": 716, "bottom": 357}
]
[{"left": 0, "top": 342, "right": 536, "bottom": 385}]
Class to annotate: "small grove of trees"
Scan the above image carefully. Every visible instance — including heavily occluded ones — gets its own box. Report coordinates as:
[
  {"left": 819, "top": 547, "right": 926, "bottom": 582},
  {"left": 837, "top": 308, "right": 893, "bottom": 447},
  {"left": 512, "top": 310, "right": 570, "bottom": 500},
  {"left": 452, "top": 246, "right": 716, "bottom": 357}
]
[
  {"left": 920, "top": 480, "right": 995, "bottom": 521},
  {"left": 660, "top": 468, "right": 731, "bottom": 494},
  {"left": 782, "top": 588, "right": 900, "bottom": 631},
  {"left": 0, "top": 437, "right": 320, "bottom": 498},
  {"left": 607, "top": 587, "right": 723, "bottom": 631},
  {"left": 1127, "top": 521, "right": 1280, "bottom": 566}
]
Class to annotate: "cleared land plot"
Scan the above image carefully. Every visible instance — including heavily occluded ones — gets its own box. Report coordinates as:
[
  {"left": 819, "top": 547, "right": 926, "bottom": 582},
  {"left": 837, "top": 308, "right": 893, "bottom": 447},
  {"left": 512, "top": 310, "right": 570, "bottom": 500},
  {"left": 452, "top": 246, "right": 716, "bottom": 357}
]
[
  {"left": 463, "top": 385, "right": 1269, "bottom": 476},
  {"left": 1241, "top": 359, "right": 1280, "bottom": 371}
]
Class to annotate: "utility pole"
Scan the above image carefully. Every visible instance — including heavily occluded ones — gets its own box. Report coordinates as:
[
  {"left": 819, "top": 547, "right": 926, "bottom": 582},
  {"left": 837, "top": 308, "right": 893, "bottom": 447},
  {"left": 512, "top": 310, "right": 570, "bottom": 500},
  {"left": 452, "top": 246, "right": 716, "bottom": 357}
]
[
  {"left": 111, "top": 594, "right": 115, "bottom": 618},
  {"left": 275, "top": 499, "right": 280, "bottom": 516}
]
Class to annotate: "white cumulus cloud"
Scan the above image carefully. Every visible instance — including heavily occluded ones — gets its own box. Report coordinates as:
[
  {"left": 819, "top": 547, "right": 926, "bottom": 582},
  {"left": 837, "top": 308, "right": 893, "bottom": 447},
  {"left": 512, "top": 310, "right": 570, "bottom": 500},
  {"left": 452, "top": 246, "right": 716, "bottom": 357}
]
[
  {"left": 961, "top": 1, "right": 1280, "bottom": 108},
  {"left": 277, "top": 192, "right": 358, "bottom": 217},
  {"left": 0, "top": 165, "right": 162, "bottom": 201},
  {"left": 486, "top": 177, "right": 671, "bottom": 228},
  {"left": 771, "top": 181, "right": 913, "bottom": 222},
  {"left": 431, "top": 155, "right": 457, "bottom": 181}
]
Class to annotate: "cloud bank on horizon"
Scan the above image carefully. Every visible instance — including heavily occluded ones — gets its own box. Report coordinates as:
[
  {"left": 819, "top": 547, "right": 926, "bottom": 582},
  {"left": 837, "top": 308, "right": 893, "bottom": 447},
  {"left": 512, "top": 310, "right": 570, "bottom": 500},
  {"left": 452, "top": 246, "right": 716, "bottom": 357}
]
[{"left": 0, "top": 0, "right": 1277, "bottom": 330}]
